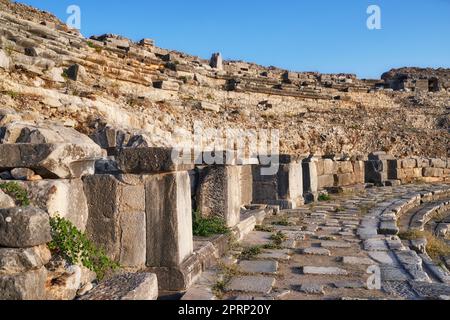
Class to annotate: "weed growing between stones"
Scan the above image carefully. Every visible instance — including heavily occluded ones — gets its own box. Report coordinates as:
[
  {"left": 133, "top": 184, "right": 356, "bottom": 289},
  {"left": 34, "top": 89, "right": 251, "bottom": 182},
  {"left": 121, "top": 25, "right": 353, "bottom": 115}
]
[
  {"left": 318, "top": 194, "right": 332, "bottom": 202},
  {"left": 239, "top": 246, "right": 262, "bottom": 260},
  {"left": 192, "top": 210, "right": 230, "bottom": 237},
  {"left": 255, "top": 225, "right": 275, "bottom": 232},
  {"left": 49, "top": 216, "right": 119, "bottom": 280},
  {"left": 0, "top": 181, "right": 30, "bottom": 206},
  {"left": 212, "top": 263, "right": 241, "bottom": 298},
  {"left": 272, "top": 217, "right": 291, "bottom": 226},
  {"left": 270, "top": 231, "right": 288, "bottom": 246}
]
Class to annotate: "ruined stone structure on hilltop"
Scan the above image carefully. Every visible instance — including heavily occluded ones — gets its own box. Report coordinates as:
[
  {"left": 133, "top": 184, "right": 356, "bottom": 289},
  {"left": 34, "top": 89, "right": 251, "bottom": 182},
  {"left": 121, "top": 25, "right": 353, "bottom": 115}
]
[{"left": 0, "top": 0, "right": 449, "bottom": 301}]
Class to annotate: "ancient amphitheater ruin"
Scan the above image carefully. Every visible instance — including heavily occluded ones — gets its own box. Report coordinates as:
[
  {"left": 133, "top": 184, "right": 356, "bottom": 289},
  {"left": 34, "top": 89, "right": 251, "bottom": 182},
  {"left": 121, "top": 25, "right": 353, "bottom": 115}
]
[{"left": 0, "top": 0, "right": 449, "bottom": 301}]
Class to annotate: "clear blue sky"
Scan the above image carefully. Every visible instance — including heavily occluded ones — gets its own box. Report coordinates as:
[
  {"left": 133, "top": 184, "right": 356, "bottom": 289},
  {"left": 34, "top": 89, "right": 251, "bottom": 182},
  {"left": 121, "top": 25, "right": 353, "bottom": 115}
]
[{"left": 17, "top": 0, "right": 450, "bottom": 79}]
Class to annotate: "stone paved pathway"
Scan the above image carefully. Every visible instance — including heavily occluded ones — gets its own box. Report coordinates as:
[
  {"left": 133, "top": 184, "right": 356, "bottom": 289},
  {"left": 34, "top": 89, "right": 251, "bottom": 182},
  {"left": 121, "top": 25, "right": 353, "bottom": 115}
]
[{"left": 182, "top": 183, "right": 450, "bottom": 300}]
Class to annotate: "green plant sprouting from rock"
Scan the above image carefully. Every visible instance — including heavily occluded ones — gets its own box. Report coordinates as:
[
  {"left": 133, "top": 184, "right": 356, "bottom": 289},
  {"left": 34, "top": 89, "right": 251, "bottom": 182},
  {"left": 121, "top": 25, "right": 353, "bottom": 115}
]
[
  {"left": 0, "top": 182, "right": 30, "bottom": 206},
  {"left": 48, "top": 216, "right": 119, "bottom": 280},
  {"left": 192, "top": 210, "right": 230, "bottom": 237}
]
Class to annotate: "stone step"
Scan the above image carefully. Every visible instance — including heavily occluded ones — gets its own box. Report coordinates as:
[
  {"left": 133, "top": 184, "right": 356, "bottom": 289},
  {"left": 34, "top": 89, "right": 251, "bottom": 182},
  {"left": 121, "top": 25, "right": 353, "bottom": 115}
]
[
  {"left": 302, "top": 266, "right": 348, "bottom": 276},
  {"left": 225, "top": 276, "right": 276, "bottom": 294},
  {"left": 238, "top": 260, "right": 278, "bottom": 275},
  {"left": 302, "top": 247, "right": 332, "bottom": 256}
]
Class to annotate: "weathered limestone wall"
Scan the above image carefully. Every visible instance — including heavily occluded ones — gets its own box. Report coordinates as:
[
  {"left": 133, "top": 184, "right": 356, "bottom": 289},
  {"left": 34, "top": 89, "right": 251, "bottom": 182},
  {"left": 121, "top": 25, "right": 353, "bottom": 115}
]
[
  {"left": 388, "top": 157, "right": 450, "bottom": 184},
  {"left": 316, "top": 158, "right": 366, "bottom": 191}
]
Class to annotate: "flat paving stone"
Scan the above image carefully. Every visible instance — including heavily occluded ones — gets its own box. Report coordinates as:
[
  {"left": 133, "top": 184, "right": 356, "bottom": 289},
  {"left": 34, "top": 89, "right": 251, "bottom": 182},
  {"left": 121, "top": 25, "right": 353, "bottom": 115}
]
[
  {"left": 242, "top": 231, "right": 272, "bottom": 246},
  {"left": 298, "top": 283, "right": 325, "bottom": 295},
  {"left": 302, "top": 266, "right": 348, "bottom": 275},
  {"left": 257, "top": 249, "right": 291, "bottom": 261},
  {"left": 302, "top": 247, "right": 331, "bottom": 256},
  {"left": 238, "top": 260, "right": 278, "bottom": 274},
  {"left": 225, "top": 276, "right": 276, "bottom": 294},
  {"left": 380, "top": 265, "right": 410, "bottom": 281},
  {"left": 320, "top": 241, "right": 352, "bottom": 248},
  {"left": 342, "top": 256, "right": 374, "bottom": 265},
  {"left": 333, "top": 280, "right": 366, "bottom": 289},
  {"left": 364, "top": 239, "right": 389, "bottom": 251}
]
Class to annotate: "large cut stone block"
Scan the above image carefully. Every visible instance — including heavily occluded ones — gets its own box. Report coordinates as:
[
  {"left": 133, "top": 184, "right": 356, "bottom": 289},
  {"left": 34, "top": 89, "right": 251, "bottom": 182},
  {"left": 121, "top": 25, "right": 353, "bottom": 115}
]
[
  {"left": 430, "top": 159, "right": 446, "bottom": 168},
  {"left": 0, "top": 144, "right": 100, "bottom": 179},
  {"left": 0, "top": 207, "right": 51, "bottom": 247},
  {"left": 423, "top": 168, "right": 444, "bottom": 177},
  {"left": 0, "top": 267, "right": 47, "bottom": 300},
  {"left": 353, "top": 161, "right": 365, "bottom": 184},
  {"left": 334, "top": 173, "right": 355, "bottom": 186},
  {"left": 253, "top": 161, "right": 303, "bottom": 208},
  {"left": 318, "top": 174, "right": 334, "bottom": 189},
  {"left": 83, "top": 175, "right": 146, "bottom": 267},
  {"left": 115, "top": 147, "right": 194, "bottom": 173},
  {"left": 196, "top": 166, "right": 241, "bottom": 227},
  {"left": 0, "top": 122, "right": 103, "bottom": 179},
  {"left": 334, "top": 161, "right": 354, "bottom": 174},
  {"left": 145, "top": 172, "right": 193, "bottom": 267},
  {"left": 240, "top": 165, "right": 253, "bottom": 206},
  {"left": 302, "top": 158, "right": 318, "bottom": 202},
  {"left": 12, "top": 179, "right": 88, "bottom": 231}
]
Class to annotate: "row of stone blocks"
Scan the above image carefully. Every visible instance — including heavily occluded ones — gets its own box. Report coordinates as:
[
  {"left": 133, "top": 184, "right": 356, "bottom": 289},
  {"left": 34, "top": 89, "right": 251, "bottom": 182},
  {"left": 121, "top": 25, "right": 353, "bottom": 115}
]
[{"left": 366, "top": 152, "right": 450, "bottom": 185}]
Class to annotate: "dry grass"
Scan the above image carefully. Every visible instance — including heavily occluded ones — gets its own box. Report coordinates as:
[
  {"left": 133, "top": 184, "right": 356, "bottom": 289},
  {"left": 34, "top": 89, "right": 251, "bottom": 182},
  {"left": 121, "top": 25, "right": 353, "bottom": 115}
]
[{"left": 399, "top": 230, "right": 450, "bottom": 262}]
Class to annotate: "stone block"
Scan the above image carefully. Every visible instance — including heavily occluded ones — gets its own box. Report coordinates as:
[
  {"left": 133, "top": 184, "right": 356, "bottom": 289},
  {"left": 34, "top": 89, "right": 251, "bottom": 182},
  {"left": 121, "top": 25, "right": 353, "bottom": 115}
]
[
  {"left": 302, "top": 266, "right": 348, "bottom": 275},
  {"left": 334, "top": 161, "right": 354, "bottom": 174},
  {"left": 83, "top": 175, "right": 146, "bottom": 267},
  {"left": 318, "top": 174, "right": 334, "bottom": 189},
  {"left": 334, "top": 173, "right": 355, "bottom": 186},
  {"left": 225, "top": 276, "right": 275, "bottom": 294},
  {"left": 0, "top": 143, "right": 99, "bottom": 179},
  {"left": 115, "top": 147, "right": 194, "bottom": 174},
  {"left": 353, "top": 161, "right": 365, "bottom": 184},
  {"left": 302, "top": 159, "right": 318, "bottom": 202},
  {"left": 79, "top": 273, "right": 158, "bottom": 300},
  {"left": 240, "top": 165, "right": 253, "bottom": 206},
  {"left": 238, "top": 260, "right": 278, "bottom": 274},
  {"left": 0, "top": 267, "right": 47, "bottom": 300},
  {"left": 196, "top": 166, "right": 241, "bottom": 227},
  {"left": 0, "top": 207, "right": 51, "bottom": 247},
  {"left": 0, "top": 123, "right": 103, "bottom": 179},
  {"left": 323, "top": 159, "right": 334, "bottom": 175},
  {"left": 145, "top": 172, "right": 193, "bottom": 268},
  {"left": 430, "top": 159, "right": 446, "bottom": 168},
  {"left": 199, "top": 102, "right": 220, "bottom": 112},
  {"left": 402, "top": 158, "right": 417, "bottom": 169},
  {"left": 153, "top": 80, "right": 180, "bottom": 91},
  {"left": 316, "top": 160, "right": 324, "bottom": 176},
  {"left": 417, "top": 158, "right": 430, "bottom": 168},
  {"left": 253, "top": 162, "right": 303, "bottom": 208},
  {"left": 0, "top": 245, "right": 51, "bottom": 274},
  {"left": 14, "top": 179, "right": 88, "bottom": 231},
  {"left": 423, "top": 168, "right": 444, "bottom": 177}
]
